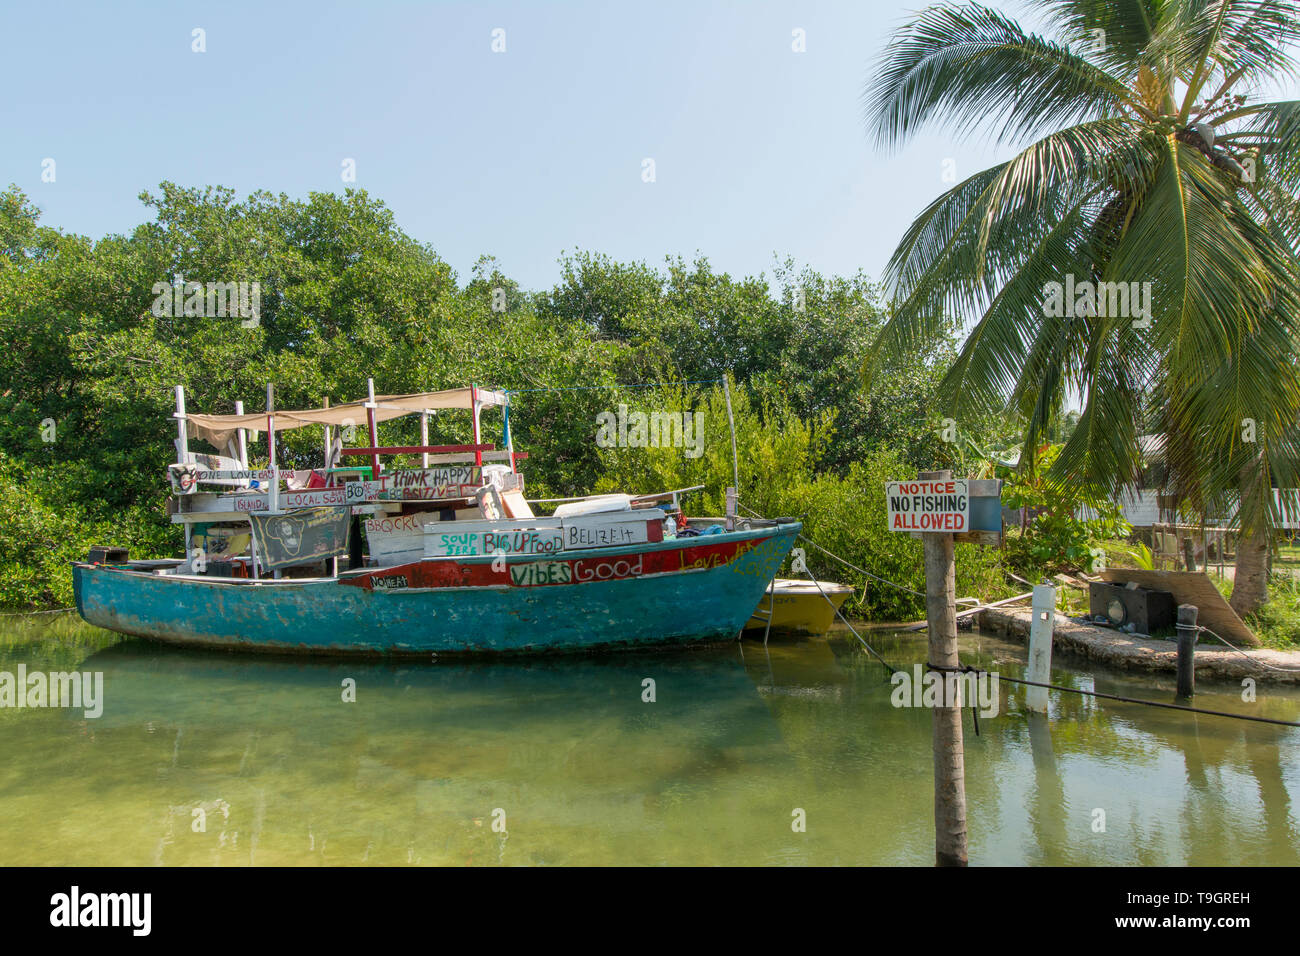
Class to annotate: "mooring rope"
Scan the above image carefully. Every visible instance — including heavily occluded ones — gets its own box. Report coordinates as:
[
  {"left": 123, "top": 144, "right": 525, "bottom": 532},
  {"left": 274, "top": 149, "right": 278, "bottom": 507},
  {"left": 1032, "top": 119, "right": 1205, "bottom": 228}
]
[
  {"left": 802, "top": 564, "right": 900, "bottom": 676},
  {"left": 1196, "top": 625, "right": 1300, "bottom": 673}
]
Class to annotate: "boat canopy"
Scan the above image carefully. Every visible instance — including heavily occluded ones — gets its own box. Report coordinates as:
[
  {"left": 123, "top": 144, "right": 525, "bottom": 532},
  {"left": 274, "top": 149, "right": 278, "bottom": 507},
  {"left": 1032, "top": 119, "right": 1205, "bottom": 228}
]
[{"left": 186, "top": 387, "right": 509, "bottom": 448}]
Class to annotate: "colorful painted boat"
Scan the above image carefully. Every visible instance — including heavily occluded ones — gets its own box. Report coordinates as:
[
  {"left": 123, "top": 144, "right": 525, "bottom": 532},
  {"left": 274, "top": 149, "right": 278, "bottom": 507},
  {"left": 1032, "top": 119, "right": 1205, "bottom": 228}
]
[
  {"left": 73, "top": 381, "right": 799, "bottom": 655},
  {"left": 73, "top": 523, "right": 798, "bottom": 655},
  {"left": 744, "top": 578, "right": 855, "bottom": 634}
]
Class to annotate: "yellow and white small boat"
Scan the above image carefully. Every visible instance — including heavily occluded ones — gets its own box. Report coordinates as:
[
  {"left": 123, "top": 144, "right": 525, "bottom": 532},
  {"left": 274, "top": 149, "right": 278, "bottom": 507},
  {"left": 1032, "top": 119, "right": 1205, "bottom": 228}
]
[{"left": 745, "top": 578, "right": 855, "bottom": 635}]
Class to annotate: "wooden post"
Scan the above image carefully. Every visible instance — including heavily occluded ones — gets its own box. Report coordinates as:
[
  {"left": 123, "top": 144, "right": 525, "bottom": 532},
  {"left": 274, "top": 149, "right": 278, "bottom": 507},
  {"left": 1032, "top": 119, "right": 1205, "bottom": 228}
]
[
  {"left": 1176, "top": 604, "right": 1198, "bottom": 699},
  {"left": 365, "top": 378, "right": 381, "bottom": 478},
  {"left": 920, "top": 469, "right": 967, "bottom": 867},
  {"left": 1025, "top": 584, "right": 1056, "bottom": 713},
  {"left": 725, "top": 486, "right": 737, "bottom": 532}
]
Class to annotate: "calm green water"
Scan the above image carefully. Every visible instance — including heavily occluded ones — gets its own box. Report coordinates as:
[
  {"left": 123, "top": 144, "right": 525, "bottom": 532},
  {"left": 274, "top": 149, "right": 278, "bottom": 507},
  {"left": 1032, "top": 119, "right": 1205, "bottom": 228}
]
[{"left": 0, "top": 615, "right": 1296, "bottom": 866}]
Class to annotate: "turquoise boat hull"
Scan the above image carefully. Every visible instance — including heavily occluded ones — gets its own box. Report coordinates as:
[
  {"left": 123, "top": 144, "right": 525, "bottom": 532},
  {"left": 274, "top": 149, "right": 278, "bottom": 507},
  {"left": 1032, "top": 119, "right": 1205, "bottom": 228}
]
[{"left": 72, "top": 523, "right": 800, "bottom": 656}]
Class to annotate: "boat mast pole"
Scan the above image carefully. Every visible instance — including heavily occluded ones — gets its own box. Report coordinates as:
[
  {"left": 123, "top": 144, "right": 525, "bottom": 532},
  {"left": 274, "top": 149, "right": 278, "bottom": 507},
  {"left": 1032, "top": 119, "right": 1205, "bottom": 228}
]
[
  {"left": 266, "top": 383, "right": 279, "bottom": 514},
  {"left": 723, "top": 374, "right": 739, "bottom": 493},
  {"left": 365, "top": 378, "right": 381, "bottom": 478},
  {"left": 174, "top": 385, "right": 190, "bottom": 465},
  {"left": 722, "top": 374, "right": 739, "bottom": 531},
  {"left": 234, "top": 400, "right": 248, "bottom": 468},
  {"left": 504, "top": 394, "right": 516, "bottom": 474},
  {"left": 420, "top": 409, "right": 430, "bottom": 469},
  {"left": 471, "top": 384, "right": 483, "bottom": 468},
  {"left": 322, "top": 396, "right": 332, "bottom": 471},
  {"left": 235, "top": 397, "right": 258, "bottom": 578},
  {"left": 175, "top": 385, "right": 193, "bottom": 561},
  {"left": 323, "top": 396, "right": 337, "bottom": 577}
]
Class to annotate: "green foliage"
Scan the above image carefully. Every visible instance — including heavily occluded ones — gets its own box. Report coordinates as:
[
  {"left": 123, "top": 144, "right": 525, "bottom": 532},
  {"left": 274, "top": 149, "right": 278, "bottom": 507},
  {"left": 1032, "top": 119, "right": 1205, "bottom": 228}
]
[
  {"left": 0, "top": 455, "right": 172, "bottom": 609},
  {"left": 591, "top": 387, "right": 1006, "bottom": 619},
  {"left": 1001, "top": 444, "right": 1130, "bottom": 575},
  {"left": 0, "top": 180, "right": 1017, "bottom": 614},
  {"left": 1208, "top": 571, "right": 1300, "bottom": 650}
]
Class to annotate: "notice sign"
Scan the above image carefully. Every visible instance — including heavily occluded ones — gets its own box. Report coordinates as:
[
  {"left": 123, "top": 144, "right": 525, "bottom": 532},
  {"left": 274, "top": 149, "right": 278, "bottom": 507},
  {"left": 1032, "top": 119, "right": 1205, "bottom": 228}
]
[{"left": 886, "top": 479, "right": 969, "bottom": 533}]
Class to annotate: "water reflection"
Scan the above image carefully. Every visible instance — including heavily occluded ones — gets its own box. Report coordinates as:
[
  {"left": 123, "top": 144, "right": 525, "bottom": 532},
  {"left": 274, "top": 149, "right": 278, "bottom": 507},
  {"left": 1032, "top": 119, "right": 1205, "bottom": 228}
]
[{"left": 0, "top": 617, "right": 1294, "bottom": 865}]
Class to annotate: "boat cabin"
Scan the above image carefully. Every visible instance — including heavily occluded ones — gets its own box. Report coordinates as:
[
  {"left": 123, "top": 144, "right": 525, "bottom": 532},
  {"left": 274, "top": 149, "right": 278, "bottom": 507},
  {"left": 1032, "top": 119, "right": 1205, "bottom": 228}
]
[{"left": 165, "top": 382, "right": 674, "bottom": 579}]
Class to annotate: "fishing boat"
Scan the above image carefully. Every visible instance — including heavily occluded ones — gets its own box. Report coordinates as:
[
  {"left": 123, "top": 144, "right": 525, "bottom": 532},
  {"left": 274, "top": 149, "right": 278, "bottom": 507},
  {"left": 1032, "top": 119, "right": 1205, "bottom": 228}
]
[
  {"left": 72, "top": 383, "right": 800, "bottom": 655},
  {"left": 745, "top": 578, "right": 855, "bottom": 635}
]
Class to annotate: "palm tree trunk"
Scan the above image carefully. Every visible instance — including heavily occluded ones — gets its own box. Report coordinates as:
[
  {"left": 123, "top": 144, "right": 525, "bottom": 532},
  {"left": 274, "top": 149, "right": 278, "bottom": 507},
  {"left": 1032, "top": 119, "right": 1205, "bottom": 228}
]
[
  {"left": 1230, "top": 459, "right": 1271, "bottom": 618},
  {"left": 1230, "top": 525, "right": 1270, "bottom": 617}
]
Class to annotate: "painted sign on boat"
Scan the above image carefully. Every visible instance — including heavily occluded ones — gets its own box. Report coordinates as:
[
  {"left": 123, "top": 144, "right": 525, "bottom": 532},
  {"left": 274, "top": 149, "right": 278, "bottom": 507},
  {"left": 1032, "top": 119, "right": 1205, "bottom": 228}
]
[
  {"left": 233, "top": 487, "right": 351, "bottom": 511},
  {"left": 885, "top": 479, "right": 969, "bottom": 533},
  {"left": 348, "top": 466, "right": 482, "bottom": 503},
  {"left": 561, "top": 512, "right": 661, "bottom": 550},
  {"left": 248, "top": 506, "right": 352, "bottom": 569},
  {"left": 426, "top": 528, "right": 565, "bottom": 557}
]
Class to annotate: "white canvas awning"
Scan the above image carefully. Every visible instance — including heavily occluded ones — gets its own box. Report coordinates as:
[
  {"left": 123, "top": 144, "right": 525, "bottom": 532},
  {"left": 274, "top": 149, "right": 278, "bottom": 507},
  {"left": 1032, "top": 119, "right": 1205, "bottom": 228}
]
[{"left": 186, "top": 388, "right": 508, "bottom": 448}]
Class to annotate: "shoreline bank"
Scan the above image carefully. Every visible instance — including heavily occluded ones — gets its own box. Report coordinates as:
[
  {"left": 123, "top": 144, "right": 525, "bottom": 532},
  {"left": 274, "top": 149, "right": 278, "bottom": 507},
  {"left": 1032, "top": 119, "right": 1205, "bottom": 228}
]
[{"left": 978, "top": 607, "right": 1300, "bottom": 684}]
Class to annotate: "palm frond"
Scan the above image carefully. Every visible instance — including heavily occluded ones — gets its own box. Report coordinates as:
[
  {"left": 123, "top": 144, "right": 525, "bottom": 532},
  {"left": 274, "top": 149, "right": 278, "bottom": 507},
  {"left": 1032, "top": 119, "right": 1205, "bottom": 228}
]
[{"left": 865, "top": 3, "right": 1144, "bottom": 149}]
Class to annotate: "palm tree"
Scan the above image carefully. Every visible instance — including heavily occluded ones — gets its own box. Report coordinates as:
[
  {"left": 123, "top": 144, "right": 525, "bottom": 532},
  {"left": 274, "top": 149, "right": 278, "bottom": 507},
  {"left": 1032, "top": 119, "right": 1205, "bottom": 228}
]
[{"left": 864, "top": 0, "right": 1300, "bottom": 615}]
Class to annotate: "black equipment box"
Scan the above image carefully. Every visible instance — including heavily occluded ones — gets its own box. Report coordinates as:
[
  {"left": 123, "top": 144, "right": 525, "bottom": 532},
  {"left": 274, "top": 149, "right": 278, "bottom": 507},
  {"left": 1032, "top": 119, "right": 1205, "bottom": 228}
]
[{"left": 1089, "top": 581, "right": 1177, "bottom": 635}]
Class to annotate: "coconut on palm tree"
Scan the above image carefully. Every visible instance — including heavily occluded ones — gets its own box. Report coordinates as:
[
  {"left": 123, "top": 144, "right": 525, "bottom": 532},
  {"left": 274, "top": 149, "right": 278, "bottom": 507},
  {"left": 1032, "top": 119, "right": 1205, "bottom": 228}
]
[{"left": 864, "top": 0, "right": 1300, "bottom": 615}]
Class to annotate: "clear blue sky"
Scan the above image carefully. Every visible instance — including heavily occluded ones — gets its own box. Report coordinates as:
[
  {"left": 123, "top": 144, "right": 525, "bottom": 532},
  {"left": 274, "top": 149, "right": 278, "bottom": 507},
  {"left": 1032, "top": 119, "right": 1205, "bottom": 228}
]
[{"left": 1, "top": 1, "right": 1294, "bottom": 294}]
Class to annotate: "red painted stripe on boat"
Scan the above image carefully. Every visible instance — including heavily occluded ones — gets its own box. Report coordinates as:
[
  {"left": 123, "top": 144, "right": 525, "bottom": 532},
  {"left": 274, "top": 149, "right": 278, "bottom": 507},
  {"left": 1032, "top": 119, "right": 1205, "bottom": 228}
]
[{"left": 343, "top": 535, "right": 775, "bottom": 591}]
